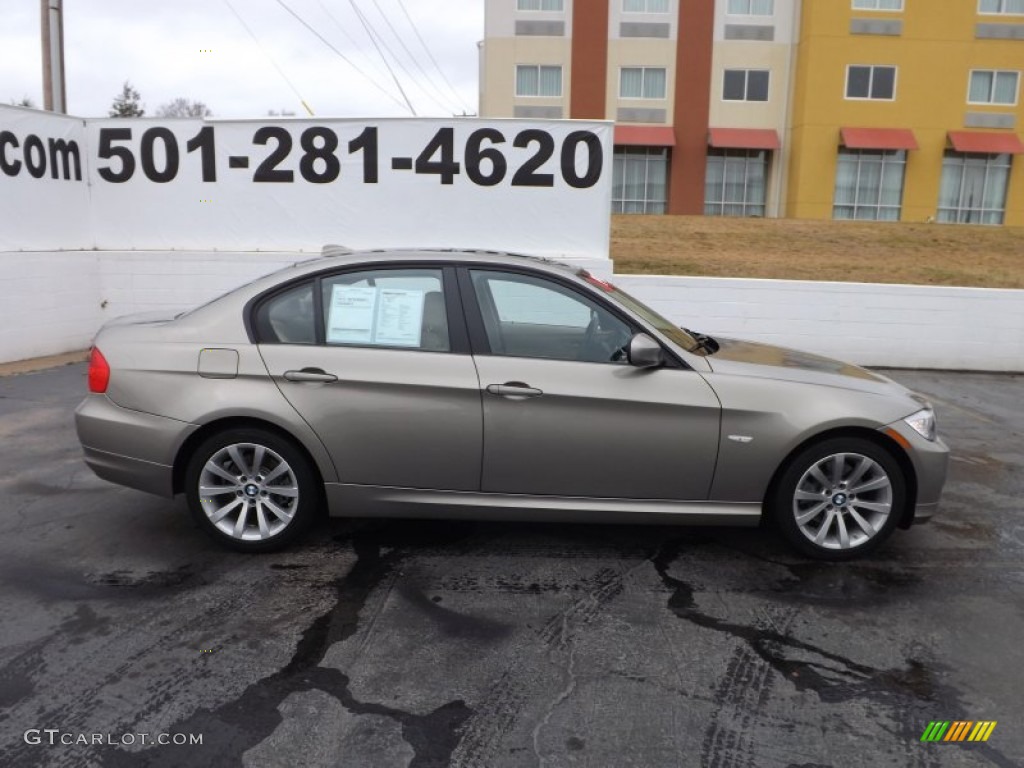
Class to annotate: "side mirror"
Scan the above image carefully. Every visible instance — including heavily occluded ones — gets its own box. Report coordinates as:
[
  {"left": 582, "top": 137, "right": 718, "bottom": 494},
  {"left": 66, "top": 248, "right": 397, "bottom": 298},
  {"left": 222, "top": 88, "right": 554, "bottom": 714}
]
[{"left": 627, "top": 333, "right": 664, "bottom": 369}]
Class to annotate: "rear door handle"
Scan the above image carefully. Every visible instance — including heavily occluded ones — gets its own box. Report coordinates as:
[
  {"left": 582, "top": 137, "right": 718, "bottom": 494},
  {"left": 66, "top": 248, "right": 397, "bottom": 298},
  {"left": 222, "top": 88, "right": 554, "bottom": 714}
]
[
  {"left": 486, "top": 382, "right": 543, "bottom": 399},
  {"left": 284, "top": 368, "right": 338, "bottom": 383}
]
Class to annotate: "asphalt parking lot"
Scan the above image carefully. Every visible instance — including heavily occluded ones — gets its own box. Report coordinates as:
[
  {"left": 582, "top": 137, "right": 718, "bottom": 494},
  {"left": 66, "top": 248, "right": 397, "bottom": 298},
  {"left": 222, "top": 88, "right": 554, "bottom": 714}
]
[{"left": 0, "top": 362, "right": 1021, "bottom": 768}]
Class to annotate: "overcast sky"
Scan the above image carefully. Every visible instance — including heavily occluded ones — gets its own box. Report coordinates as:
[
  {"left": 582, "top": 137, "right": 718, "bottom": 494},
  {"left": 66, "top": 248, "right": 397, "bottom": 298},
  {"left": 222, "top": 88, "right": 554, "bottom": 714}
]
[{"left": 1, "top": 0, "right": 483, "bottom": 118}]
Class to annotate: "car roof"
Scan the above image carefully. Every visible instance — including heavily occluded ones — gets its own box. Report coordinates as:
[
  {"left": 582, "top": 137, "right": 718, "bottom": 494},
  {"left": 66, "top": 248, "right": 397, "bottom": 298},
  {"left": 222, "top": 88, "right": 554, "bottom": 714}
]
[{"left": 280, "top": 247, "right": 583, "bottom": 281}]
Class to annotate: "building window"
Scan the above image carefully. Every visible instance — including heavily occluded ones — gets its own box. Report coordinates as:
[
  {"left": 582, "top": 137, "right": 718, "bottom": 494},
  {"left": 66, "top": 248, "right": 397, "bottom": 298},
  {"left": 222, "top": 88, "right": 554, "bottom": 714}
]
[
  {"left": 937, "top": 152, "right": 1012, "bottom": 225},
  {"left": 852, "top": 0, "right": 904, "bottom": 10},
  {"left": 846, "top": 65, "right": 896, "bottom": 100},
  {"left": 705, "top": 149, "right": 768, "bottom": 217},
  {"left": 624, "top": 0, "right": 670, "bottom": 11},
  {"left": 517, "top": 0, "right": 564, "bottom": 11},
  {"left": 833, "top": 149, "right": 906, "bottom": 221},
  {"left": 620, "top": 68, "right": 667, "bottom": 99},
  {"left": 979, "top": 0, "right": 1024, "bottom": 14},
  {"left": 969, "top": 70, "right": 1020, "bottom": 105},
  {"left": 727, "top": 0, "right": 774, "bottom": 15},
  {"left": 723, "top": 70, "right": 770, "bottom": 101},
  {"left": 613, "top": 147, "right": 668, "bottom": 214},
  {"left": 516, "top": 66, "right": 562, "bottom": 97}
]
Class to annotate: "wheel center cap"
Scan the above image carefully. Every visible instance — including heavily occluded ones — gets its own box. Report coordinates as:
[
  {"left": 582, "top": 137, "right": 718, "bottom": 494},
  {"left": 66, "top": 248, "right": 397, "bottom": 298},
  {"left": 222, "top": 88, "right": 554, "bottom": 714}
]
[
  {"left": 832, "top": 492, "right": 849, "bottom": 507},
  {"left": 244, "top": 484, "right": 260, "bottom": 497}
]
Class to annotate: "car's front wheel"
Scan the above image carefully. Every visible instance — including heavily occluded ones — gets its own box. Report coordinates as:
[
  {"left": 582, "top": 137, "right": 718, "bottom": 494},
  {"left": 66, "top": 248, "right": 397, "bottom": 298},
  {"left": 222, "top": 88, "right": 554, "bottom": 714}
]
[
  {"left": 184, "top": 428, "right": 318, "bottom": 552},
  {"left": 772, "top": 437, "right": 906, "bottom": 560}
]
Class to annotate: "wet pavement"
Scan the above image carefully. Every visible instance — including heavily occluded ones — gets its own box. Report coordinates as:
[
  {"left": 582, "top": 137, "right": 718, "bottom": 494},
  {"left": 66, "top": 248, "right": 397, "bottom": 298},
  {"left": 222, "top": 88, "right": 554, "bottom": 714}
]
[{"left": 0, "top": 363, "right": 1021, "bottom": 768}]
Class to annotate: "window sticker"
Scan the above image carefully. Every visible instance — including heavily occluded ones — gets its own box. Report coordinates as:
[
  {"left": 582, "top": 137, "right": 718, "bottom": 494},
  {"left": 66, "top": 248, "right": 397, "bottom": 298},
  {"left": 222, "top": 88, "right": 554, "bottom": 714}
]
[
  {"left": 373, "top": 288, "right": 425, "bottom": 347},
  {"left": 327, "top": 284, "right": 426, "bottom": 347},
  {"left": 327, "top": 285, "right": 378, "bottom": 344}
]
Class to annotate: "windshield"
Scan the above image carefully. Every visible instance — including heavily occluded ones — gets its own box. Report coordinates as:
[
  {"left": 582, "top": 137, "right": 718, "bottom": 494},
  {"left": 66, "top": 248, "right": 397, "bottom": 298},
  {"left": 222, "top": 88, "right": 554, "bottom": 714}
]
[{"left": 578, "top": 272, "right": 700, "bottom": 354}]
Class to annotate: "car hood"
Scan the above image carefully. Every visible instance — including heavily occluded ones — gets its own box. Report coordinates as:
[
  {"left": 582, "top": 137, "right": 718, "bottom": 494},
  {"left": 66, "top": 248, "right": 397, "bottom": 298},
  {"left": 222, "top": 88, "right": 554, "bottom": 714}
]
[{"left": 705, "top": 337, "right": 910, "bottom": 398}]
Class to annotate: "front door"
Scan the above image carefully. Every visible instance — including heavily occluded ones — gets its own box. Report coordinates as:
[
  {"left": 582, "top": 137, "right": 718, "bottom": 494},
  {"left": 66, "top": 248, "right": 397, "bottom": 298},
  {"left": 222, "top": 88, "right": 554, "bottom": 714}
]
[{"left": 465, "top": 269, "right": 721, "bottom": 501}]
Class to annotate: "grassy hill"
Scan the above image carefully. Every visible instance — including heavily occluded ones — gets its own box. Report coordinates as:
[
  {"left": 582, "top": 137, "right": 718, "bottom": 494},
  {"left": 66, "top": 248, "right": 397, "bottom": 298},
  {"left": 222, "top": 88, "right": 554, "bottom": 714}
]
[{"left": 611, "top": 216, "right": 1024, "bottom": 289}]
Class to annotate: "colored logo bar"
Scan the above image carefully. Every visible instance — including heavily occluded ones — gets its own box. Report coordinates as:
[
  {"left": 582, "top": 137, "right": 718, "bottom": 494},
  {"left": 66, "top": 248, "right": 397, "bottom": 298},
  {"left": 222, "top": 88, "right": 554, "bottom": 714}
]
[{"left": 921, "top": 721, "right": 997, "bottom": 743}]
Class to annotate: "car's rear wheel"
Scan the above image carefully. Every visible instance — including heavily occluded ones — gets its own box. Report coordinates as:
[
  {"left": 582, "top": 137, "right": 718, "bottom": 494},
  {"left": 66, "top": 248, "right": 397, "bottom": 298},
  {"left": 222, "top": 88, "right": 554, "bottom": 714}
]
[
  {"left": 185, "top": 428, "right": 318, "bottom": 552},
  {"left": 772, "top": 437, "right": 906, "bottom": 560}
]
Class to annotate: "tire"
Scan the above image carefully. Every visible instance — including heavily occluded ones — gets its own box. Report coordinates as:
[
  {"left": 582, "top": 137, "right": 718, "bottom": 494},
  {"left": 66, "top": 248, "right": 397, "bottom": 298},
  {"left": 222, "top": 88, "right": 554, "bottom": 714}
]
[
  {"left": 184, "top": 427, "right": 319, "bottom": 552},
  {"left": 771, "top": 437, "right": 906, "bottom": 561}
]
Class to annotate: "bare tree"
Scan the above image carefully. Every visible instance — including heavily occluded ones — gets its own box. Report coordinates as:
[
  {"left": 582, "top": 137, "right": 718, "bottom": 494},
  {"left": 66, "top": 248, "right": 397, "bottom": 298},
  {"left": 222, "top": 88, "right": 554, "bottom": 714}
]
[
  {"left": 109, "top": 81, "right": 144, "bottom": 117},
  {"left": 9, "top": 97, "right": 36, "bottom": 108},
  {"left": 267, "top": 108, "right": 296, "bottom": 117},
  {"left": 156, "top": 98, "right": 213, "bottom": 118}
]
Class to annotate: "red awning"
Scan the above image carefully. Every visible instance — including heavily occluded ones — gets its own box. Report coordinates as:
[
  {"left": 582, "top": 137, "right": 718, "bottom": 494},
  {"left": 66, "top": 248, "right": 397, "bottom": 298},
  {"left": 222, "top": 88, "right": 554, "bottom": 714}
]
[
  {"left": 841, "top": 127, "right": 919, "bottom": 151},
  {"left": 948, "top": 130, "right": 1024, "bottom": 154},
  {"left": 614, "top": 126, "right": 676, "bottom": 147},
  {"left": 707, "top": 127, "right": 780, "bottom": 150}
]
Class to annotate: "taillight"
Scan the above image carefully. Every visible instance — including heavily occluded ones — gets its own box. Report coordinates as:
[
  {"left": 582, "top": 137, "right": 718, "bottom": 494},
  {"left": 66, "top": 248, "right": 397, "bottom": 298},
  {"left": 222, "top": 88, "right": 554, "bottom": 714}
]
[{"left": 88, "top": 347, "right": 110, "bottom": 393}]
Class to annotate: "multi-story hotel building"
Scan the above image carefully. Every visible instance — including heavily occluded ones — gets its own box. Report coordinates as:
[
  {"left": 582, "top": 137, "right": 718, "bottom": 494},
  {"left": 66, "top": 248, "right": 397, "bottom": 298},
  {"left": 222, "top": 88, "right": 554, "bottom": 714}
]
[{"left": 479, "top": 0, "right": 1024, "bottom": 225}]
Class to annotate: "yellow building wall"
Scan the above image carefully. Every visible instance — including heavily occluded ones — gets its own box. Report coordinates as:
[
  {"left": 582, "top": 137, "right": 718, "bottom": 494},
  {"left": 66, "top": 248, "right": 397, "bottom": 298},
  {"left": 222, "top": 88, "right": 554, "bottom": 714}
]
[{"left": 788, "top": 1, "right": 1024, "bottom": 226}]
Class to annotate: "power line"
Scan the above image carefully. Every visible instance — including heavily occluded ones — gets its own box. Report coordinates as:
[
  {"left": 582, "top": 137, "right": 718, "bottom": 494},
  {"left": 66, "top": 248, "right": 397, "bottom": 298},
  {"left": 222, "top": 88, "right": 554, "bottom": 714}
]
[
  {"left": 344, "top": 0, "right": 418, "bottom": 115},
  {"left": 366, "top": 0, "right": 464, "bottom": 114},
  {"left": 314, "top": 0, "right": 393, "bottom": 86},
  {"left": 222, "top": 0, "right": 314, "bottom": 115},
  {"left": 394, "top": 0, "right": 471, "bottom": 113},
  {"left": 272, "top": 0, "right": 411, "bottom": 113}
]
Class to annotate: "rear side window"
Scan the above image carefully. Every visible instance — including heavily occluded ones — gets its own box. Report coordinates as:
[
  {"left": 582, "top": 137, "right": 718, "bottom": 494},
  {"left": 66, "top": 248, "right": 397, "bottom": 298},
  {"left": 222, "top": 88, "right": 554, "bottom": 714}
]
[
  {"left": 254, "top": 282, "right": 316, "bottom": 344},
  {"left": 320, "top": 269, "right": 450, "bottom": 352}
]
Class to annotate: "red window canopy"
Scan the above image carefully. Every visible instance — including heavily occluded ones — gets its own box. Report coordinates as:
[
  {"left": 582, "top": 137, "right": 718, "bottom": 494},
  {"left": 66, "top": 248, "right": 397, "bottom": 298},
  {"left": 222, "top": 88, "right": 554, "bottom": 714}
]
[
  {"left": 614, "top": 126, "right": 676, "bottom": 147},
  {"left": 707, "top": 127, "right": 780, "bottom": 150},
  {"left": 840, "top": 127, "right": 919, "bottom": 151},
  {"left": 947, "top": 130, "right": 1024, "bottom": 155}
]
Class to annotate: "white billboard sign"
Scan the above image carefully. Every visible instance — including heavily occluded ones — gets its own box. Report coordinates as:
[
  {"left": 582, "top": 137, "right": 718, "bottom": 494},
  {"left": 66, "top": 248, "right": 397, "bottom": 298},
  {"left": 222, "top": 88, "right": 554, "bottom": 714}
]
[
  {"left": 1, "top": 107, "right": 613, "bottom": 261},
  {"left": 0, "top": 107, "right": 92, "bottom": 251}
]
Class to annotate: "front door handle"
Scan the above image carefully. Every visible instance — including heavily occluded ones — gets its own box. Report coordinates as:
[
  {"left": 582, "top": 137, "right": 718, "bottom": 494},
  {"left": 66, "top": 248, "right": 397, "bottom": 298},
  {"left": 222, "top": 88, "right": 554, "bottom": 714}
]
[
  {"left": 486, "top": 382, "right": 543, "bottom": 399},
  {"left": 284, "top": 367, "right": 338, "bottom": 383}
]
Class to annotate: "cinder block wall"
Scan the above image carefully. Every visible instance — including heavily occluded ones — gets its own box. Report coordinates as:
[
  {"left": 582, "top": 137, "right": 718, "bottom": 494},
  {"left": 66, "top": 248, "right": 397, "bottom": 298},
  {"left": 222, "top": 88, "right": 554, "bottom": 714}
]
[
  {"left": 614, "top": 275, "right": 1024, "bottom": 371},
  {"left": 1, "top": 252, "right": 1021, "bottom": 371}
]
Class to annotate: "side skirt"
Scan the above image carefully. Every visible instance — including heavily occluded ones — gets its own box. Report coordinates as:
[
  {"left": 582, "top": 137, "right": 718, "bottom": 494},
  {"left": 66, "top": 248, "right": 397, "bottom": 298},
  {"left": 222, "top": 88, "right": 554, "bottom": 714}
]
[{"left": 324, "top": 484, "right": 761, "bottom": 526}]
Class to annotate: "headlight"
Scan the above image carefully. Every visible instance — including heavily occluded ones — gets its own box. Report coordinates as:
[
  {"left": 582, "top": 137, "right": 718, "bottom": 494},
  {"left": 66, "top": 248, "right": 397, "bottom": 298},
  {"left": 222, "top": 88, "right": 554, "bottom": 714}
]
[{"left": 904, "top": 408, "right": 936, "bottom": 441}]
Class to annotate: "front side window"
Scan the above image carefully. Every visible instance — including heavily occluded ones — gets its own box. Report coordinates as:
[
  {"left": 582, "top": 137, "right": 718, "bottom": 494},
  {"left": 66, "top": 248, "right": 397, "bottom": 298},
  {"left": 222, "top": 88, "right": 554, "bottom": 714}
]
[
  {"left": 727, "top": 0, "right": 774, "bottom": 14},
  {"left": 937, "top": 152, "right": 1012, "bottom": 225},
  {"left": 705, "top": 149, "right": 768, "bottom": 217},
  {"left": 516, "top": 65, "right": 563, "bottom": 97},
  {"left": 613, "top": 147, "right": 668, "bottom": 214},
  {"left": 833, "top": 149, "right": 907, "bottom": 221},
  {"left": 517, "top": 0, "right": 564, "bottom": 10},
  {"left": 723, "top": 69, "right": 770, "bottom": 101},
  {"left": 620, "top": 67, "right": 667, "bottom": 99},
  {"left": 846, "top": 65, "right": 896, "bottom": 100},
  {"left": 320, "top": 269, "right": 450, "bottom": 351},
  {"left": 470, "top": 271, "right": 632, "bottom": 364},
  {"left": 624, "top": 0, "right": 670, "bottom": 12},
  {"left": 979, "top": 0, "right": 1024, "bottom": 14},
  {"left": 255, "top": 282, "right": 316, "bottom": 344},
  {"left": 968, "top": 70, "right": 1020, "bottom": 105},
  {"left": 852, "top": 0, "right": 903, "bottom": 10}
]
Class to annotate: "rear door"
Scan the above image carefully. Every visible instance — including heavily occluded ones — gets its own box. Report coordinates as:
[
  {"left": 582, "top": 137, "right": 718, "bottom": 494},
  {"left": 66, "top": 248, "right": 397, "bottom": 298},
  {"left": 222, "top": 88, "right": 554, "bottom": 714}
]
[
  {"left": 255, "top": 265, "right": 482, "bottom": 491},
  {"left": 463, "top": 268, "right": 721, "bottom": 501}
]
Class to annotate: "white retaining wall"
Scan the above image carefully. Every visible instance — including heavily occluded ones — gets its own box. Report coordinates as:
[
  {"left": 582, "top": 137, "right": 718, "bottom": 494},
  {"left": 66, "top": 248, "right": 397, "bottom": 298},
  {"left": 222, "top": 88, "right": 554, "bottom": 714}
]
[
  {"left": 615, "top": 275, "right": 1024, "bottom": 372},
  {"left": 0, "top": 251, "right": 1021, "bottom": 371}
]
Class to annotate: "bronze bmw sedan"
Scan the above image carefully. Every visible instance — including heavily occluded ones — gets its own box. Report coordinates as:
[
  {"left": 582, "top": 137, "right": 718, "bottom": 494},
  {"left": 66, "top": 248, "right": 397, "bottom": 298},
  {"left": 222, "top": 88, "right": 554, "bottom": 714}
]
[{"left": 75, "top": 249, "right": 948, "bottom": 560}]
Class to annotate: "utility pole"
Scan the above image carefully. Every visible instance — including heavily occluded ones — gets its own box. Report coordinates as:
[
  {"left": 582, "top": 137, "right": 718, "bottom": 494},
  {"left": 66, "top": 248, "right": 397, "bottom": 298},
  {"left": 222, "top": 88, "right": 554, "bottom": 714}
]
[{"left": 41, "top": 0, "right": 67, "bottom": 112}]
